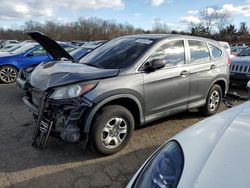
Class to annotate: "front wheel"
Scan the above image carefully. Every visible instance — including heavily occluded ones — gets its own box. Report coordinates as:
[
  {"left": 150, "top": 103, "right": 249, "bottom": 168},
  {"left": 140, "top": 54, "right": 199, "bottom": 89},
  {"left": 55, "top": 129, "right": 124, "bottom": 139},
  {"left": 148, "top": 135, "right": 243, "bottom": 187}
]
[
  {"left": 200, "top": 84, "right": 222, "bottom": 116},
  {"left": 90, "top": 105, "right": 135, "bottom": 155},
  {"left": 0, "top": 66, "right": 18, "bottom": 83}
]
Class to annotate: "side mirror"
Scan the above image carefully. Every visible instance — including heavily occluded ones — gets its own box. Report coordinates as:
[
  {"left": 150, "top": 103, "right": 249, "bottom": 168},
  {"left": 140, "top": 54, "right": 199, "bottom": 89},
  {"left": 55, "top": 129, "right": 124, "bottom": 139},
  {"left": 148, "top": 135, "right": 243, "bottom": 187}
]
[
  {"left": 144, "top": 58, "right": 165, "bottom": 71},
  {"left": 26, "top": 52, "right": 33, "bottom": 57},
  {"left": 247, "top": 80, "right": 250, "bottom": 99}
]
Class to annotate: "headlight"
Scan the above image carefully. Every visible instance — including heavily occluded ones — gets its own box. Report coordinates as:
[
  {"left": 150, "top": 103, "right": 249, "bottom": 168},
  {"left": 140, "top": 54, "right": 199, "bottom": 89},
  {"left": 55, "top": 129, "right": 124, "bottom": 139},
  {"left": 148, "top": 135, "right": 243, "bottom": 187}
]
[
  {"left": 49, "top": 82, "right": 97, "bottom": 100},
  {"left": 133, "top": 141, "right": 184, "bottom": 188}
]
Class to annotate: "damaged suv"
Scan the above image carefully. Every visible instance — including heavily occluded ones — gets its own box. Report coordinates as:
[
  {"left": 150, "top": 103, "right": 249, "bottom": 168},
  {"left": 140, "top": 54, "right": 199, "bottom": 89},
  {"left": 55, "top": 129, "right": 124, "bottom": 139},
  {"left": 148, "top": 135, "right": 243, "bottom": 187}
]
[{"left": 24, "top": 32, "right": 229, "bottom": 155}]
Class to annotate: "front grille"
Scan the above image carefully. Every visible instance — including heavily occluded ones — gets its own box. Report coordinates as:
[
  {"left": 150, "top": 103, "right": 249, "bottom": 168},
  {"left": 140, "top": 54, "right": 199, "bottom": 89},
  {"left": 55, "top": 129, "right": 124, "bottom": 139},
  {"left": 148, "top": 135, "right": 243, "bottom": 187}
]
[
  {"left": 230, "top": 64, "right": 250, "bottom": 73},
  {"left": 30, "top": 89, "right": 44, "bottom": 107}
]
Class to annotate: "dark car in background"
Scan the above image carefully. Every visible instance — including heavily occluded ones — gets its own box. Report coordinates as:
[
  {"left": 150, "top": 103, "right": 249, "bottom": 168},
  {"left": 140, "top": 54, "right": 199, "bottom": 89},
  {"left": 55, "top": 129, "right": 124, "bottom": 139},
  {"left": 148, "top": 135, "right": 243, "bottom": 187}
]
[
  {"left": 230, "top": 47, "right": 250, "bottom": 84},
  {"left": 230, "top": 46, "right": 247, "bottom": 56},
  {"left": 23, "top": 33, "right": 229, "bottom": 155}
]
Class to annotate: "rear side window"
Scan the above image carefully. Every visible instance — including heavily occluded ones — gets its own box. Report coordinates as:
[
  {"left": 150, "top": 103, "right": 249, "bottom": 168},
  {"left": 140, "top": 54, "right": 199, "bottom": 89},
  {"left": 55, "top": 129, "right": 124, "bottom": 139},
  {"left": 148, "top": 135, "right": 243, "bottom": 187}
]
[
  {"left": 149, "top": 40, "right": 185, "bottom": 67},
  {"left": 189, "top": 40, "right": 210, "bottom": 64},
  {"left": 209, "top": 44, "right": 222, "bottom": 59}
]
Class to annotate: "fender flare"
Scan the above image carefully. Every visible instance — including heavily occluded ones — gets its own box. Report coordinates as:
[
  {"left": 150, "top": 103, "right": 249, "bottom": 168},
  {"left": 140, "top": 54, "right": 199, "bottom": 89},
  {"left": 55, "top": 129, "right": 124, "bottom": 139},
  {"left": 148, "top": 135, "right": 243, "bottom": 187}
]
[
  {"left": 82, "top": 94, "right": 144, "bottom": 133},
  {"left": 206, "top": 77, "right": 228, "bottom": 98}
]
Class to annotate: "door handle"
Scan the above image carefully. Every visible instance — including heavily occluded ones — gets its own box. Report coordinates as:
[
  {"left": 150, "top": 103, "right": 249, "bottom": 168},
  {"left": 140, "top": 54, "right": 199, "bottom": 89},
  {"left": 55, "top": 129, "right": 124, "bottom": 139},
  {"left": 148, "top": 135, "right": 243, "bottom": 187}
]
[
  {"left": 180, "top": 70, "right": 189, "bottom": 77},
  {"left": 210, "top": 64, "right": 216, "bottom": 69}
]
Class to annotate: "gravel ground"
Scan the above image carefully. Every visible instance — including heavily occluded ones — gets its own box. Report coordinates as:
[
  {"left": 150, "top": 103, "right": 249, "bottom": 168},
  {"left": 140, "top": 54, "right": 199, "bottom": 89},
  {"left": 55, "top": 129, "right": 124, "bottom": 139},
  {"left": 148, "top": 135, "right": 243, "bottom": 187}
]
[{"left": 0, "top": 83, "right": 248, "bottom": 188}]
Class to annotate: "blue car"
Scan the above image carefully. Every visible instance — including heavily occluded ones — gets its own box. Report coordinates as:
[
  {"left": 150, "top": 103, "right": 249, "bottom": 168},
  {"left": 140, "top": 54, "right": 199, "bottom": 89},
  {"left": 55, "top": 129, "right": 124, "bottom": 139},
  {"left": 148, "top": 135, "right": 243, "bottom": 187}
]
[{"left": 0, "top": 42, "right": 75, "bottom": 83}]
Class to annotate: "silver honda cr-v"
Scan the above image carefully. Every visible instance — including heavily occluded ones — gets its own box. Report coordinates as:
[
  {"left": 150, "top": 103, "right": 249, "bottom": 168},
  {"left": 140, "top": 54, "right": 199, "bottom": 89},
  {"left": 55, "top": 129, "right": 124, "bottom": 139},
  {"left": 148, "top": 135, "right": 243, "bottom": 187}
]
[{"left": 24, "top": 32, "right": 230, "bottom": 155}]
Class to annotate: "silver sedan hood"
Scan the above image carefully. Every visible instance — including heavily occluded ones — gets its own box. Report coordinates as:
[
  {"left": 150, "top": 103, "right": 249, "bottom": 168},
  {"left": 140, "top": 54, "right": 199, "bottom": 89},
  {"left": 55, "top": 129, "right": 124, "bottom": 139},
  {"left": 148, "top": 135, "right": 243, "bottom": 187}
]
[{"left": 175, "top": 101, "right": 250, "bottom": 188}]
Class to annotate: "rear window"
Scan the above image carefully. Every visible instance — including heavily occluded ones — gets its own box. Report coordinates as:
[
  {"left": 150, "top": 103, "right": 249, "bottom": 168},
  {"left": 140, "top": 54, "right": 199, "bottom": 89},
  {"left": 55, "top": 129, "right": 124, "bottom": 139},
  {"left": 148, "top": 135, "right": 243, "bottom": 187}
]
[
  {"left": 209, "top": 44, "right": 222, "bottom": 59},
  {"left": 189, "top": 40, "right": 210, "bottom": 64}
]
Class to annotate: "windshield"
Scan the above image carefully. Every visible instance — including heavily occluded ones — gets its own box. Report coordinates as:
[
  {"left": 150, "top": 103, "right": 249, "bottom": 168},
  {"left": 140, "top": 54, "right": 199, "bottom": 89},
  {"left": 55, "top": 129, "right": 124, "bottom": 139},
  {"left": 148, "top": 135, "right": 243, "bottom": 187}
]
[
  {"left": 238, "top": 48, "right": 250, "bottom": 56},
  {"left": 10, "top": 44, "right": 37, "bottom": 54},
  {"left": 80, "top": 37, "right": 155, "bottom": 69}
]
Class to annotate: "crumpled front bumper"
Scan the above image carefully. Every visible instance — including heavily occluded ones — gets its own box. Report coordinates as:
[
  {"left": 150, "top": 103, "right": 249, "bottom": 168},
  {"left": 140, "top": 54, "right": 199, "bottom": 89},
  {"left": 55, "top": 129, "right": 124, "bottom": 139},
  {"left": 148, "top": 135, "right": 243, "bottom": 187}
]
[
  {"left": 23, "top": 96, "right": 39, "bottom": 114},
  {"left": 16, "top": 68, "right": 30, "bottom": 90},
  {"left": 23, "top": 90, "right": 94, "bottom": 148},
  {"left": 24, "top": 93, "right": 93, "bottom": 119}
]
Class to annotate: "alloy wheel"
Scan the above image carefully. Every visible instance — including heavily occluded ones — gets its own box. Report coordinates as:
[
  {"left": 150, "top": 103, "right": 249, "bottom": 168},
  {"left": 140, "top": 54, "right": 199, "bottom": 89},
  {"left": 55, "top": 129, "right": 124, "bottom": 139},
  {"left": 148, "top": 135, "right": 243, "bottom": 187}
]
[
  {"left": 209, "top": 90, "right": 220, "bottom": 111},
  {"left": 0, "top": 67, "right": 17, "bottom": 83},
  {"left": 101, "top": 117, "right": 128, "bottom": 149}
]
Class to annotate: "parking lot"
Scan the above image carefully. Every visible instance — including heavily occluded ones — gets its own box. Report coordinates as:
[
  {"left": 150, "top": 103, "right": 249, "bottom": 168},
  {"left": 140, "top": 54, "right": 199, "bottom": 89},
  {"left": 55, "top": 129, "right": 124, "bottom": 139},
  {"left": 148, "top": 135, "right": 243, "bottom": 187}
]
[{"left": 0, "top": 83, "right": 248, "bottom": 188}]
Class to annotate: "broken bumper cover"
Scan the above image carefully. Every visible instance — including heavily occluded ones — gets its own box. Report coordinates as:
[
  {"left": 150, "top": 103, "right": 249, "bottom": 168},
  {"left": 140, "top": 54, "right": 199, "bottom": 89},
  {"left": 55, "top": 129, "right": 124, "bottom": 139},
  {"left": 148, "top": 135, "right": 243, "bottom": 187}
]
[
  {"left": 16, "top": 77, "right": 27, "bottom": 90},
  {"left": 23, "top": 93, "right": 93, "bottom": 149},
  {"left": 23, "top": 95, "right": 93, "bottom": 119},
  {"left": 23, "top": 97, "right": 39, "bottom": 114},
  {"left": 16, "top": 68, "right": 31, "bottom": 91}
]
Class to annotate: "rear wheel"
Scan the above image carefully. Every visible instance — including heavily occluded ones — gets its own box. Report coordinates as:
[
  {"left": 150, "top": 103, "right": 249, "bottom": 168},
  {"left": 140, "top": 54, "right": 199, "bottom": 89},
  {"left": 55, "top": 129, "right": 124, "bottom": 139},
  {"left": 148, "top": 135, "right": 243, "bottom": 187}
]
[
  {"left": 200, "top": 84, "right": 222, "bottom": 116},
  {"left": 90, "top": 105, "right": 135, "bottom": 155},
  {"left": 0, "top": 66, "right": 18, "bottom": 83}
]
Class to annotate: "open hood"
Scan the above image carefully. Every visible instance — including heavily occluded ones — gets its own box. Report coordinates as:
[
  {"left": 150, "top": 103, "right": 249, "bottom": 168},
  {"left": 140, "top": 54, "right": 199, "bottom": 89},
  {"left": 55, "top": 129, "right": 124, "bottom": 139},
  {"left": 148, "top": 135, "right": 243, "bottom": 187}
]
[
  {"left": 30, "top": 61, "right": 119, "bottom": 90},
  {"left": 27, "top": 31, "right": 74, "bottom": 61}
]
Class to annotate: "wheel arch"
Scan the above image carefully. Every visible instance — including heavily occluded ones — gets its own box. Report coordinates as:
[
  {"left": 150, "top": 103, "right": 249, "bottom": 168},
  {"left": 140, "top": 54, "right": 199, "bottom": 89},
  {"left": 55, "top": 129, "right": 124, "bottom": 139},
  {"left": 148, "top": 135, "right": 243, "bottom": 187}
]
[
  {"left": 0, "top": 64, "right": 19, "bottom": 71},
  {"left": 206, "top": 78, "right": 228, "bottom": 98},
  {"left": 82, "top": 94, "right": 144, "bottom": 133}
]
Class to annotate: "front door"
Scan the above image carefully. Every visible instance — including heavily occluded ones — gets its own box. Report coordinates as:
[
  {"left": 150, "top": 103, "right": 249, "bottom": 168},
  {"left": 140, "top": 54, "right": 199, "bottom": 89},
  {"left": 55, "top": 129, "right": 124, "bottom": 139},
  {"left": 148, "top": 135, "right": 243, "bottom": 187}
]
[{"left": 142, "top": 39, "right": 190, "bottom": 121}]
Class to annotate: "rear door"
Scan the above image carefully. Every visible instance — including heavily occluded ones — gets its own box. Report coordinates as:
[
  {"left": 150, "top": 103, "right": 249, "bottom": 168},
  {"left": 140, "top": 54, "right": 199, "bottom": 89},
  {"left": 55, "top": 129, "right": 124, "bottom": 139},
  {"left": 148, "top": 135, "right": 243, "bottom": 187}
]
[
  {"left": 187, "top": 40, "right": 221, "bottom": 106},
  {"left": 142, "top": 39, "right": 190, "bottom": 121}
]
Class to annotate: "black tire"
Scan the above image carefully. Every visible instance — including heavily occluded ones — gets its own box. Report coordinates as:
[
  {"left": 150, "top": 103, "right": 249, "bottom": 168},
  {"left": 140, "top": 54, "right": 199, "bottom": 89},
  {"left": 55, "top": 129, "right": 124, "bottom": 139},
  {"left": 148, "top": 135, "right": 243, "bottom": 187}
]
[
  {"left": 0, "top": 65, "right": 18, "bottom": 84},
  {"left": 90, "top": 105, "right": 135, "bottom": 155},
  {"left": 200, "top": 84, "right": 222, "bottom": 116}
]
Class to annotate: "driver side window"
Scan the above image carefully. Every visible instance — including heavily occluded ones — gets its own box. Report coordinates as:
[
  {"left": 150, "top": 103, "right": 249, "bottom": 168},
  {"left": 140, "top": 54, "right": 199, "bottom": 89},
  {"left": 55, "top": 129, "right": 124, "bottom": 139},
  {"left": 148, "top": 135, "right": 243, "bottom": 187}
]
[
  {"left": 148, "top": 40, "right": 185, "bottom": 67},
  {"left": 32, "top": 46, "right": 46, "bottom": 55}
]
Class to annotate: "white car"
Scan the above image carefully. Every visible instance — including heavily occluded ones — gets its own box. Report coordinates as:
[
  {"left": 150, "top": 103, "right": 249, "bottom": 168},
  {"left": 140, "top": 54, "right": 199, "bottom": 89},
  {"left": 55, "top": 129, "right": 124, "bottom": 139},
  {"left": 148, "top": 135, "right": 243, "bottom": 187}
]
[
  {"left": 219, "top": 41, "right": 235, "bottom": 58},
  {"left": 1, "top": 40, "right": 19, "bottom": 50},
  {"left": 127, "top": 82, "right": 250, "bottom": 188}
]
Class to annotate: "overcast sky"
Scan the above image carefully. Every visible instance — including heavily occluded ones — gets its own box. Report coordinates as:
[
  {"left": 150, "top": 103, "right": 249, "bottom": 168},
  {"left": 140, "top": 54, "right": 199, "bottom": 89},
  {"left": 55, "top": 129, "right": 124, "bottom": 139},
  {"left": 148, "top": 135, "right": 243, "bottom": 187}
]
[{"left": 0, "top": 0, "right": 250, "bottom": 31}]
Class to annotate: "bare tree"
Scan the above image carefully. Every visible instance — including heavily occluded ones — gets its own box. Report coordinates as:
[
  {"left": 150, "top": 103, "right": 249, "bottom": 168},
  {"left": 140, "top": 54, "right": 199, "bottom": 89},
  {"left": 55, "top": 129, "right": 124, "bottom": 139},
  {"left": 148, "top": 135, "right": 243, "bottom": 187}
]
[
  {"left": 190, "top": 23, "right": 209, "bottom": 36},
  {"left": 152, "top": 18, "right": 170, "bottom": 33},
  {"left": 199, "top": 6, "right": 218, "bottom": 35},
  {"left": 214, "top": 11, "right": 232, "bottom": 34},
  {"left": 238, "top": 22, "right": 249, "bottom": 35},
  {"left": 199, "top": 5, "right": 232, "bottom": 35}
]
